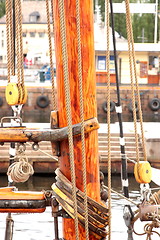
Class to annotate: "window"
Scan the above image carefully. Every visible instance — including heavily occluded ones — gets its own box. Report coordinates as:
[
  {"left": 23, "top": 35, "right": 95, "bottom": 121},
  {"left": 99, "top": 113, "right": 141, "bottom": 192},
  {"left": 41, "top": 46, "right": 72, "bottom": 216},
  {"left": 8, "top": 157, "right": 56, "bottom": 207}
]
[
  {"left": 1, "top": 30, "right": 4, "bottom": 38},
  {"left": 29, "top": 32, "right": 36, "bottom": 38},
  {"left": 23, "top": 32, "right": 27, "bottom": 37},
  {"left": 97, "top": 55, "right": 115, "bottom": 72},
  {"left": 97, "top": 56, "right": 106, "bottom": 70},
  {"left": 29, "top": 12, "right": 40, "bottom": 23},
  {"left": 38, "top": 32, "right": 45, "bottom": 38},
  {"left": 1, "top": 40, "right": 4, "bottom": 48}
]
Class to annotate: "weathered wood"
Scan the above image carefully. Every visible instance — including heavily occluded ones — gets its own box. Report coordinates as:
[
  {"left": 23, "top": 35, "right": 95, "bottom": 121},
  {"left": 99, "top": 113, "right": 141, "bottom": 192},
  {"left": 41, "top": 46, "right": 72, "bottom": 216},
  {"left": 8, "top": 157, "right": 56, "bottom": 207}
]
[
  {"left": 52, "top": 184, "right": 108, "bottom": 239},
  {"left": 0, "top": 118, "right": 99, "bottom": 142},
  {"left": 53, "top": 0, "right": 100, "bottom": 239}
]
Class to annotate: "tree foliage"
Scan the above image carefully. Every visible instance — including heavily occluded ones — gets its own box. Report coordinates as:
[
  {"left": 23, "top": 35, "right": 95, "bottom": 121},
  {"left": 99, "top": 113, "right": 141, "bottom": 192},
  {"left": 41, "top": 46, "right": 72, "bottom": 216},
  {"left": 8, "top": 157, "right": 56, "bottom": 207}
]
[
  {"left": 94, "top": 0, "right": 159, "bottom": 43},
  {"left": 0, "top": 0, "right": 5, "bottom": 18}
]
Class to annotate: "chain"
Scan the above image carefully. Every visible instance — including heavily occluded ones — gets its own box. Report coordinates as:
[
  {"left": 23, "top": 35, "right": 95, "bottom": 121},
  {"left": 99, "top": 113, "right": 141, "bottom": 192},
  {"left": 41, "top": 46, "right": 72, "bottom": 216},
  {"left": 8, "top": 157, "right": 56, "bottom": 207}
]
[{"left": 58, "top": 0, "right": 79, "bottom": 239}]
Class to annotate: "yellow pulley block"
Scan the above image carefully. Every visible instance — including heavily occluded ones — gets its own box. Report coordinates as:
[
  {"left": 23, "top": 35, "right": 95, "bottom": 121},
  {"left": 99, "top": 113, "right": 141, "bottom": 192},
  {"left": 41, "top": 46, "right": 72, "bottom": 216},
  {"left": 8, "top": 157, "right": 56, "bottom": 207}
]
[
  {"left": 5, "top": 82, "right": 20, "bottom": 106},
  {"left": 134, "top": 161, "right": 152, "bottom": 184}
]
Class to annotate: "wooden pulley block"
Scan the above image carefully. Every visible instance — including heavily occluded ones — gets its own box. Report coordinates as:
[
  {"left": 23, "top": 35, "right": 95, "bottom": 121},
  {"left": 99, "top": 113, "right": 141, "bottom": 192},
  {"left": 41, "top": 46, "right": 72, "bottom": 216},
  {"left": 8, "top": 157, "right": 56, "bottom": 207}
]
[
  {"left": 134, "top": 161, "right": 152, "bottom": 184},
  {"left": 5, "top": 82, "right": 20, "bottom": 106}
]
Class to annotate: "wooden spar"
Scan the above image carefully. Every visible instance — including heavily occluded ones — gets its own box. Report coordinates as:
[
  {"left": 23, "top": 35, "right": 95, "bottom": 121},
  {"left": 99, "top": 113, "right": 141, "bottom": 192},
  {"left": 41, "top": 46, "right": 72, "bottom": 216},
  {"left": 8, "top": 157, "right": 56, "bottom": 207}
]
[
  {"left": 0, "top": 118, "right": 99, "bottom": 142},
  {"left": 53, "top": 0, "right": 101, "bottom": 239}
]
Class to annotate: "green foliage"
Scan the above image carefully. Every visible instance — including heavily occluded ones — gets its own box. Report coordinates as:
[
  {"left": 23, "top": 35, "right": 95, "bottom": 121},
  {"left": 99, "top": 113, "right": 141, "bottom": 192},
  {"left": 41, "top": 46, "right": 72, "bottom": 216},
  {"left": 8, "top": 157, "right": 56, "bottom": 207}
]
[
  {"left": 0, "top": 0, "right": 5, "bottom": 18},
  {"left": 94, "top": 0, "right": 159, "bottom": 43}
]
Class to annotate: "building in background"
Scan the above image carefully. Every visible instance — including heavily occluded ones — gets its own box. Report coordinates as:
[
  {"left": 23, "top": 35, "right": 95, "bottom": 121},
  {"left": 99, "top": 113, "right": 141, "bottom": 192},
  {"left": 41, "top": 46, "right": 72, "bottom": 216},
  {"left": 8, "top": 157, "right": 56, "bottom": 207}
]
[
  {"left": 0, "top": 0, "right": 54, "bottom": 66},
  {"left": 0, "top": 0, "right": 159, "bottom": 84}
]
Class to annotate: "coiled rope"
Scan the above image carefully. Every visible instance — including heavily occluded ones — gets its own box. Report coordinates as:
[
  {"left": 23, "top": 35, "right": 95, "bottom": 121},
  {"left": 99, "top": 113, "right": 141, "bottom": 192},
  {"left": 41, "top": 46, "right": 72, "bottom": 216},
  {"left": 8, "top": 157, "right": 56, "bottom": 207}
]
[{"left": 7, "top": 151, "right": 34, "bottom": 183}]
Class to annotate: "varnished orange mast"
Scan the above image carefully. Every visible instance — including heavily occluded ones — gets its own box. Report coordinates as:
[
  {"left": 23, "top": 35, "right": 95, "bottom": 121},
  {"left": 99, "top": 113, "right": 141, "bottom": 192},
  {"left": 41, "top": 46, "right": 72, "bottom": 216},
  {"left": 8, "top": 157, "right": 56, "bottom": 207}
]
[{"left": 53, "top": 0, "right": 101, "bottom": 239}]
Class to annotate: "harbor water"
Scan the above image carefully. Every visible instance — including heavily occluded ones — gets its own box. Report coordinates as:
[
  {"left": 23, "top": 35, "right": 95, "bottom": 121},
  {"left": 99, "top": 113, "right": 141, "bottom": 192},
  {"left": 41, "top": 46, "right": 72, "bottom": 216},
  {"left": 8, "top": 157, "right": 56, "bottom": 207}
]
[{"left": 0, "top": 174, "right": 159, "bottom": 240}]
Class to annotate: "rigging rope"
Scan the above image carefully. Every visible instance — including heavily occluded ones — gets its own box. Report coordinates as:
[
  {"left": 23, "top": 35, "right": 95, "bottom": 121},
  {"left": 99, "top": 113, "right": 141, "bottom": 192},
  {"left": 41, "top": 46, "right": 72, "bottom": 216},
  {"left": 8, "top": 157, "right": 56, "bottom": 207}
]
[
  {"left": 105, "top": 0, "right": 112, "bottom": 239},
  {"left": 45, "top": 0, "right": 57, "bottom": 110},
  {"left": 75, "top": 0, "right": 89, "bottom": 238},
  {"left": 57, "top": 0, "right": 79, "bottom": 239},
  {"left": 124, "top": 0, "right": 147, "bottom": 163},
  {"left": 6, "top": 0, "right": 13, "bottom": 81},
  {"left": 6, "top": 0, "right": 26, "bottom": 104},
  {"left": 15, "top": 0, "right": 22, "bottom": 102}
]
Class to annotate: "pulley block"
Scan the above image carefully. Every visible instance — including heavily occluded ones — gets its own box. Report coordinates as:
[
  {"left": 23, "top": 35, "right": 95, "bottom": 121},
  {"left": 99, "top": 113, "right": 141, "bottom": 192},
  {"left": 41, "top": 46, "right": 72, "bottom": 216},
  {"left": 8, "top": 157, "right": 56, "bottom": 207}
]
[
  {"left": 134, "top": 161, "right": 152, "bottom": 184},
  {"left": 5, "top": 82, "right": 19, "bottom": 106},
  {"left": 5, "top": 83, "right": 27, "bottom": 106}
]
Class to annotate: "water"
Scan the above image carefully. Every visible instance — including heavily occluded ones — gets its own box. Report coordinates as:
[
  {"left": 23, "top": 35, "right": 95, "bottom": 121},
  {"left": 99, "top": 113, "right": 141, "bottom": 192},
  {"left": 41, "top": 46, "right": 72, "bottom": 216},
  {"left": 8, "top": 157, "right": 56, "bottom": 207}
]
[{"left": 0, "top": 175, "right": 159, "bottom": 240}]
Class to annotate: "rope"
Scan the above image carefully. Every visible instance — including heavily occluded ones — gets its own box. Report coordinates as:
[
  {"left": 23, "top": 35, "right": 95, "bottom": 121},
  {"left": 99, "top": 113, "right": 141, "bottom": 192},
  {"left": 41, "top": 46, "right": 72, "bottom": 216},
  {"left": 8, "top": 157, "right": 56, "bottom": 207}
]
[
  {"left": 6, "top": 0, "right": 13, "bottom": 81},
  {"left": 125, "top": 0, "right": 147, "bottom": 163},
  {"left": 58, "top": 0, "right": 79, "bottom": 239},
  {"left": 45, "top": 0, "right": 57, "bottom": 110},
  {"left": 26, "top": 142, "right": 58, "bottom": 161},
  {"left": 103, "top": 185, "right": 137, "bottom": 206},
  {"left": 6, "top": 0, "right": 25, "bottom": 102},
  {"left": 105, "top": 0, "right": 112, "bottom": 239},
  {"left": 75, "top": 0, "right": 89, "bottom": 238},
  {"left": 7, "top": 153, "right": 34, "bottom": 183},
  {"left": 133, "top": 222, "right": 160, "bottom": 239},
  {"left": 15, "top": 0, "right": 21, "bottom": 102},
  {"left": 18, "top": 0, "right": 25, "bottom": 101}
]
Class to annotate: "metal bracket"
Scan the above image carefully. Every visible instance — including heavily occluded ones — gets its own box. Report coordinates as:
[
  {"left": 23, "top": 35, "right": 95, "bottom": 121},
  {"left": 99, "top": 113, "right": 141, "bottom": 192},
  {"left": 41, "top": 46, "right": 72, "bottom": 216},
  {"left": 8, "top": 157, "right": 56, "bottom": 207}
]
[
  {"left": 123, "top": 205, "right": 134, "bottom": 227},
  {"left": 52, "top": 197, "right": 70, "bottom": 219},
  {"left": 1, "top": 116, "right": 22, "bottom": 127}
]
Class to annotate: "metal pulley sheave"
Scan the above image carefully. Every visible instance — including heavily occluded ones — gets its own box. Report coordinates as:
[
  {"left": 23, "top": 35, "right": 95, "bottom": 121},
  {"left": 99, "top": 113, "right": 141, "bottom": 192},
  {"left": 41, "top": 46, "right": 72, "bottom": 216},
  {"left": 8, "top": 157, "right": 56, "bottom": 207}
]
[
  {"left": 134, "top": 161, "right": 152, "bottom": 184},
  {"left": 5, "top": 76, "right": 27, "bottom": 106}
]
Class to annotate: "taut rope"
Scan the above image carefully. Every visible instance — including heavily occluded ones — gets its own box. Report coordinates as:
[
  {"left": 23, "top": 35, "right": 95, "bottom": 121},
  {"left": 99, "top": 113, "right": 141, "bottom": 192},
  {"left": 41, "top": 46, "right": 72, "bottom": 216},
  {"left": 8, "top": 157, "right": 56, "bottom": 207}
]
[
  {"left": 45, "top": 0, "right": 57, "bottom": 110},
  {"left": 57, "top": 0, "right": 79, "bottom": 238},
  {"left": 75, "top": 0, "right": 89, "bottom": 238},
  {"left": 125, "top": 0, "right": 147, "bottom": 163},
  {"left": 105, "top": 0, "right": 112, "bottom": 239}
]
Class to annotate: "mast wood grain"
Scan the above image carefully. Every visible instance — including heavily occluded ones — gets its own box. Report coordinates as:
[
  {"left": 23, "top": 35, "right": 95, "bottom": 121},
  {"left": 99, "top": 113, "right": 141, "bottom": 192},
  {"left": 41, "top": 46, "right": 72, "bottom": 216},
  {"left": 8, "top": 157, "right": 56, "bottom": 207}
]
[{"left": 53, "top": 0, "right": 101, "bottom": 239}]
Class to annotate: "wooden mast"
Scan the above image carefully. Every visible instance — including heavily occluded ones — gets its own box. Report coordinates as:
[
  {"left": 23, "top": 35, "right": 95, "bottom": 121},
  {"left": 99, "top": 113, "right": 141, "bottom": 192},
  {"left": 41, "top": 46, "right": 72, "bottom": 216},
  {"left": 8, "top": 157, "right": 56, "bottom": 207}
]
[{"left": 53, "top": 0, "right": 100, "bottom": 239}]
